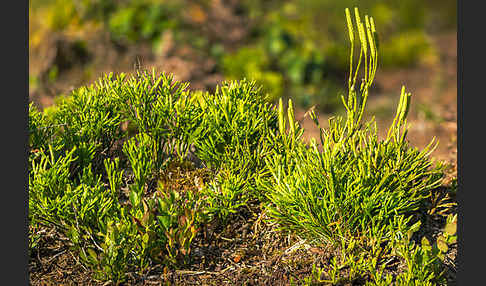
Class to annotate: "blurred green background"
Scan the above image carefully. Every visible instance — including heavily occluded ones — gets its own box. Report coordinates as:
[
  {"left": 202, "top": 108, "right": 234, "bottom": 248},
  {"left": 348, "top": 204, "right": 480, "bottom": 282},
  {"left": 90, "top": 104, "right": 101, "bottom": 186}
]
[{"left": 29, "top": 0, "right": 456, "bottom": 112}]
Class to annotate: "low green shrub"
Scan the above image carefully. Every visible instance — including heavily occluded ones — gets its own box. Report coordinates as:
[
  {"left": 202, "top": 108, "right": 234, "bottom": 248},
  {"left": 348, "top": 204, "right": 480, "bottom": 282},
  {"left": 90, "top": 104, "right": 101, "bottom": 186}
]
[
  {"left": 28, "top": 71, "right": 204, "bottom": 282},
  {"left": 258, "top": 8, "right": 448, "bottom": 285},
  {"left": 28, "top": 68, "right": 279, "bottom": 282}
]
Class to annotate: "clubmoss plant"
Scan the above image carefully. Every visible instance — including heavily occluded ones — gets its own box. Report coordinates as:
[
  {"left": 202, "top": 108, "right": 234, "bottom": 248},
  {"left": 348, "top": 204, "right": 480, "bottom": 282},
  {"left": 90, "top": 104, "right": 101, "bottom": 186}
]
[{"left": 260, "top": 6, "right": 444, "bottom": 253}]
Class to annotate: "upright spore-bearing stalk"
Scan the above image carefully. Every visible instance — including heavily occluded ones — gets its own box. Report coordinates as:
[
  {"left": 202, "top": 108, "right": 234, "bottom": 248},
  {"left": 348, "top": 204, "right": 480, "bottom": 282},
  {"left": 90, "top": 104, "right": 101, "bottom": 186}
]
[{"left": 343, "top": 7, "right": 379, "bottom": 131}]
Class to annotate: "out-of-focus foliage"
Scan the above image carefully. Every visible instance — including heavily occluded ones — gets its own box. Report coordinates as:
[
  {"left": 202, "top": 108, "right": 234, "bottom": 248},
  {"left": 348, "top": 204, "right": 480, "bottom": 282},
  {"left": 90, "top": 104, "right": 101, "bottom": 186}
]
[
  {"left": 29, "top": 0, "right": 184, "bottom": 45},
  {"left": 103, "top": 1, "right": 182, "bottom": 44},
  {"left": 30, "top": 0, "right": 455, "bottom": 112},
  {"left": 223, "top": 0, "right": 454, "bottom": 109}
]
